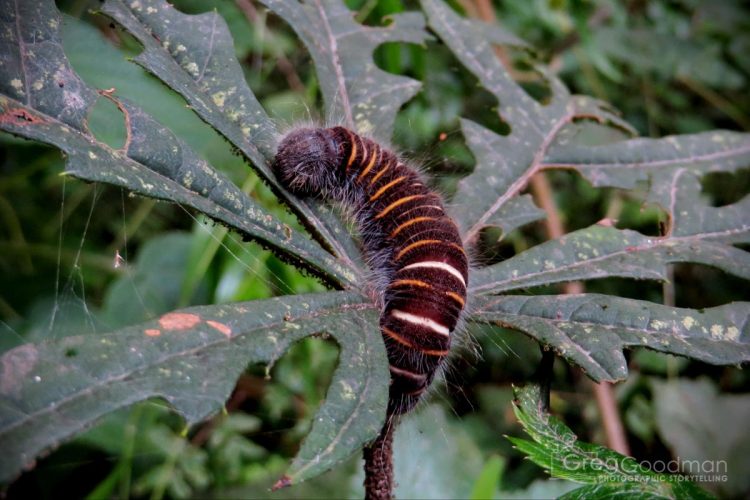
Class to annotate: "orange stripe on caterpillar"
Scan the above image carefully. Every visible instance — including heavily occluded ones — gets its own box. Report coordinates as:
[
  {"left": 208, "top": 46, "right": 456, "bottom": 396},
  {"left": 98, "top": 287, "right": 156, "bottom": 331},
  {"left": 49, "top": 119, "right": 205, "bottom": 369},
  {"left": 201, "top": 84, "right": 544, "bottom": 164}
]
[
  {"left": 345, "top": 129, "right": 357, "bottom": 171},
  {"left": 375, "top": 194, "right": 427, "bottom": 220},
  {"left": 389, "top": 364, "right": 427, "bottom": 381},
  {"left": 390, "top": 216, "right": 438, "bottom": 237},
  {"left": 395, "top": 239, "right": 466, "bottom": 261},
  {"left": 357, "top": 140, "right": 370, "bottom": 174},
  {"left": 445, "top": 291, "right": 465, "bottom": 306},
  {"left": 369, "top": 157, "right": 393, "bottom": 186},
  {"left": 382, "top": 327, "right": 449, "bottom": 356},
  {"left": 357, "top": 146, "right": 380, "bottom": 181},
  {"left": 389, "top": 278, "right": 432, "bottom": 289},
  {"left": 396, "top": 205, "right": 444, "bottom": 219},
  {"left": 370, "top": 176, "right": 407, "bottom": 201}
]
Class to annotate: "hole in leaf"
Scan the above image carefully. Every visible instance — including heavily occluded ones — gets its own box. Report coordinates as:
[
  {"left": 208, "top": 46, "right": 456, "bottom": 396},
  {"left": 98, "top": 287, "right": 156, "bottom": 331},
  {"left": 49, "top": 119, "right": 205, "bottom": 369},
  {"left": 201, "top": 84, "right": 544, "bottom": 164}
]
[
  {"left": 348, "top": 0, "right": 408, "bottom": 27},
  {"left": 373, "top": 42, "right": 423, "bottom": 80},
  {"left": 547, "top": 170, "right": 666, "bottom": 236},
  {"left": 700, "top": 168, "right": 750, "bottom": 207},
  {"left": 502, "top": 48, "right": 553, "bottom": 105},
  {"left": 65, "top": 348, "right": 78, "bottom": 358},
  {"left": 243, "top": 335, "right": 339, "bottom": 453},
  {"left": 377, "top": 40, "right": 512, "bottom": 138},
  {"left": 473, "top": 225, "right": 538, "bottom": 267},
  {"left": 87, "top": 96, "right": 127, "bottom": 149}
]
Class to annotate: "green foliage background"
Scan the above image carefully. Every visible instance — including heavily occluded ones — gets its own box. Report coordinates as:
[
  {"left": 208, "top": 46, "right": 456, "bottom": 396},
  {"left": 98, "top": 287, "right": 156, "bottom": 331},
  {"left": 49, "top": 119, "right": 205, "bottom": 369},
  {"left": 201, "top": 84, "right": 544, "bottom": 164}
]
[{"left": 1, "top": 0, "right": 748, "bottom": 498}]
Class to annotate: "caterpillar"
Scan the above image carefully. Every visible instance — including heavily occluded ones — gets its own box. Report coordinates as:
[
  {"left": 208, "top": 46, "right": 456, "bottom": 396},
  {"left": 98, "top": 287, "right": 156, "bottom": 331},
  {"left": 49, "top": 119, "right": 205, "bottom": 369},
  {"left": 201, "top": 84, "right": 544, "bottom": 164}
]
[{"left": 273, "top": 126, "right": 468, "bottom": 415}]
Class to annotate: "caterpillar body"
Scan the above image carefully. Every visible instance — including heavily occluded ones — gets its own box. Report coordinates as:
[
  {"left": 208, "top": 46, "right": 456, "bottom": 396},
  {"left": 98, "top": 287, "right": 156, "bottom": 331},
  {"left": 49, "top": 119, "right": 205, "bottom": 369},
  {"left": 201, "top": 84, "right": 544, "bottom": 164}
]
[{"left": 273, "top": 126, "right": 468, "bottom": 415}]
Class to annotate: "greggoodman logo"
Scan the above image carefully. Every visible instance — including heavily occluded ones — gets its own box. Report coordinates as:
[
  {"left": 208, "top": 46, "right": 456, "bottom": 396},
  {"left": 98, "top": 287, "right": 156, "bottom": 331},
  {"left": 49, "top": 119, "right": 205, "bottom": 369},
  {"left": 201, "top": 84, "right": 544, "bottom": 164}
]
[{"left": 559, "top": 453, "right": 728, "bottom": 484}]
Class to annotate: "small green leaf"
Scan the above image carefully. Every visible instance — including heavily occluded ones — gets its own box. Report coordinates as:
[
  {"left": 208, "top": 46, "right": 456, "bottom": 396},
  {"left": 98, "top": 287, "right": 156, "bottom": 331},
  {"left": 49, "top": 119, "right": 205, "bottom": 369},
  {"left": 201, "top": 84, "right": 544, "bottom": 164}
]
[
  {"left": 510, "top": 385, "right": 714, "bottom": 499},
  {"left": 0, "top": 291, "right": 388, "bottom": 484},
  {"left": 473, "top": 294, "right": 750, "bottom": 381},
  {"left": 470, "top": 455, "right": 504, "bottom": 500}
]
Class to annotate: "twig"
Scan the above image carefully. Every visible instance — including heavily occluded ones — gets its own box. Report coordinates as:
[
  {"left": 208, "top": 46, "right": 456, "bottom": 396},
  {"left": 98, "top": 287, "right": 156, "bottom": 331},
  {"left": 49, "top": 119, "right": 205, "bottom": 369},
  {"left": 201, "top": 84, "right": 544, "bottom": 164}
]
[{"left": 591, "top": 381, "right": 630, "bottom": 455}]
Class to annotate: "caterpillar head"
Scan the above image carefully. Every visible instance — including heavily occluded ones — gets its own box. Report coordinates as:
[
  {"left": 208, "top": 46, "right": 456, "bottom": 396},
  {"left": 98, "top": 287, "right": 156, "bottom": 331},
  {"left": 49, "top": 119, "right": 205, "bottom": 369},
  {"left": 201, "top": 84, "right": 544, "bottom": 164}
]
[{"left": 273, "top": 128, "right": 340, "bottom": 196}]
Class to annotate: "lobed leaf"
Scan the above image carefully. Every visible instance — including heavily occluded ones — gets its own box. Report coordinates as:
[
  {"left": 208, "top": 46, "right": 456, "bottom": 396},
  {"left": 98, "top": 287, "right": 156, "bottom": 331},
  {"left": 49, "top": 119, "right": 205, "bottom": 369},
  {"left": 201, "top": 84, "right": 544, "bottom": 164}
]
[
  {"left": 544, "top": 130, "right": 750, "bottom": 193},
  {"left": 0, "top": 291, "right": 388, "bottom": 484},
  {"left": 100, "top": 0, "right": 363, "bottom": 278},
  {"left": 546, "top": 131, "right": 750, "bottom": 258},
  {"left": 259, "top": 0, "right": 429, "bottom": 140},
  {"left": 471, "top": 225, "right": 750, "bottom": 295},
  {"left": 509, "top": 385, "right": 713, "bottom": 499},
  {"left": 0, "top": 0, "right": 354, "bottom": 287},
  {"left": 423, "top": 0, "right": 750, "bottom": 269},
  {"left": 472, "top": 294, "right": 750, "bottom": 381},
  {"left": 422, "top": 0, "right": 636, "bottom": 242}
]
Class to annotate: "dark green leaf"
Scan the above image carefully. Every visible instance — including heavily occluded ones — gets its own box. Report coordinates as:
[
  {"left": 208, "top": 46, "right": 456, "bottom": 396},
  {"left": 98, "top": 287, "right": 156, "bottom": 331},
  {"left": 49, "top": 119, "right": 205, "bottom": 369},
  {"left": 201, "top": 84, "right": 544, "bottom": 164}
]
[
  {"left": 471, "top": 225, "right": 750, "bottom": 295},
  {"left": 0, "top": 291, "right": 388, "bottom": 484},
  {"left": 99, "top": 0, "right": 363, "bottom": 281},
  {"left": 473, "top": 294, "right": 750, "bottom": 381},
  {"left": 422, "top": 0, "right": 635, "bottom": 241},
  {"left": 0, "top": 0, "right": 354, "bottom": 287},
  {"left": 544, "top": 130, "right": 750, "bottom": 198},
  {"left": 260, "top": 0, "right": 429, "bottom": 139}
]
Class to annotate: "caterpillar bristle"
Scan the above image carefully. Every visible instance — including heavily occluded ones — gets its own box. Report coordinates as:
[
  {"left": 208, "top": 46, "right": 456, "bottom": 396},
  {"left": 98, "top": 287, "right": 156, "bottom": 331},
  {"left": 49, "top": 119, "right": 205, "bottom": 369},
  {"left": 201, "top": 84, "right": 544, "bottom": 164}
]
[{"left": 273, "top": 126, "right": 468, "bottom": 415}]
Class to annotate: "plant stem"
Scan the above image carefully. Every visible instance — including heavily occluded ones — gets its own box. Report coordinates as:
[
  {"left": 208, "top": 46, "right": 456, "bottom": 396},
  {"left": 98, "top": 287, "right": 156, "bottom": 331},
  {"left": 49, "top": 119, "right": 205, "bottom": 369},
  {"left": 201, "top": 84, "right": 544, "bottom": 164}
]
[{"left": 363, "top": 418, "right": 395, "bottom": 500}]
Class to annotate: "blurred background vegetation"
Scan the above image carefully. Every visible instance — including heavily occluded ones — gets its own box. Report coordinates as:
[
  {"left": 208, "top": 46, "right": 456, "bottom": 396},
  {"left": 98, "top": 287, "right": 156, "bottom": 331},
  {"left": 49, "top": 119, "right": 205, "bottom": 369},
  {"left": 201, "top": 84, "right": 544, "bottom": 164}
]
[{"left": 1, "top": 0, "right": 748, "bottom": 498}]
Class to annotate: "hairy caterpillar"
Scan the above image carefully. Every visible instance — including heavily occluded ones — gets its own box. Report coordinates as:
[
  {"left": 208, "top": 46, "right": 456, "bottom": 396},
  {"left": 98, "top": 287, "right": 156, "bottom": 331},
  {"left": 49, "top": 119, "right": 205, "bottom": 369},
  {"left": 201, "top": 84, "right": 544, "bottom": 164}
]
[{"left": 273, "top": 126, "right": 468, "bottom": 415}]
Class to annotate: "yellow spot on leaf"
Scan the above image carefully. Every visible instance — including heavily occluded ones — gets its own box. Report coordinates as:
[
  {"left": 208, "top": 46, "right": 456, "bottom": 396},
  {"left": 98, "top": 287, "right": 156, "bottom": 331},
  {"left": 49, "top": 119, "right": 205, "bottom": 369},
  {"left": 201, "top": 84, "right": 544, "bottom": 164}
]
[
  {"left": 682, "top": 317, "right": 696, "bottom": 329},
  {"left": 185, "top": 62, "right": 199, "bottom": 76},
  {"left": 726, "top": 326, "right": 740, "bottom": 341},
  {"left": 212, "top": 91, "right": 226, "bottom": 108}
]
